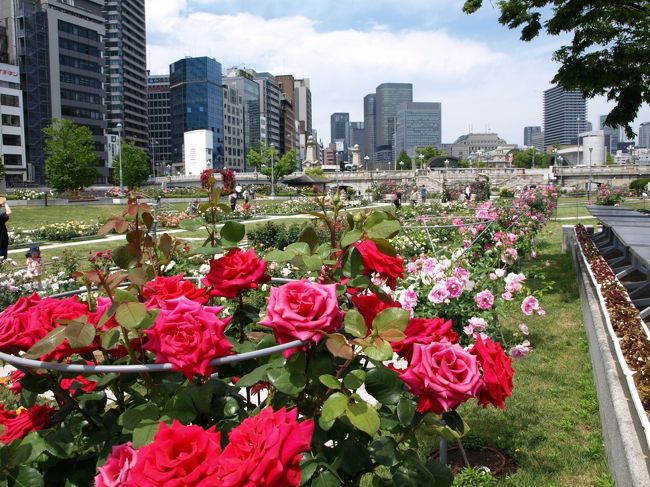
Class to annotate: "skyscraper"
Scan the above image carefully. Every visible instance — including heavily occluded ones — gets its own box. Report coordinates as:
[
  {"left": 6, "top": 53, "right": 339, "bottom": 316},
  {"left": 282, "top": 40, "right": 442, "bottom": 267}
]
[
  {"left": 394, "top": 102, "right": 441, "bottom": 157},
  {"left": 363, "top": 94, "right": 376, "bottom": 166},
  {"left": 147, "top": 74, "right": 171, "bottom": 175},
  {"left": 543, "top": 87, "right": 587, "bottom": 149},
  {"left": 276, "top": 74, "right": 297, "bottom": 156},
  {"left": 375, "top": 83, "right": 413, "bottom": 168},
  {"left": 223, "top": 69, "right": 260, "bottom": 171},
  {"left": 599, "top": 115, "right": 620, "bottom": 153},
  {"left": 103, "top": 0, "right": 147, "bottom": 149},
  {"left": 1, "top": 0, "right": 107, "bottom": 184},
  {"left": 169, "top": 57, "right": 224, "bottom": 169},
  {"left": 523, "top": 126, "right": 541, "bottom": 147},
  {"left": 639, "top": 122, "right": 650, "bottom": 148},
  {"left": 222, "top": 83, "right": 244, "bottom": 171},
  {"left": 349, "top": 121, "right": 365, "bottom": 156},
  {"left": 293, "top": 78, "right": 312, "bottom": 160},
  {"left": 0, "top": 62, "right": 27, "bottom": 183},
  {"left": 330, "top": 112, "right": 349, "bottom": 164},
  {"left": 253, "top": 71, "right": 282, "bottom": 151}
]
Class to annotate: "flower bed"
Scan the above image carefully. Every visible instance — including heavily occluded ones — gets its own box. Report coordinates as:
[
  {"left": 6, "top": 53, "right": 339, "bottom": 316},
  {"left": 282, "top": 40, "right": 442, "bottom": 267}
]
[
  {"left": 9, "top": 221, "right": 101, "bottom": 245},
  {"left": 0, "top": 189, "right": 556, "bottom": 485},
  {"left": 7, "top": 190, "right": 54, "bottom": 201}
]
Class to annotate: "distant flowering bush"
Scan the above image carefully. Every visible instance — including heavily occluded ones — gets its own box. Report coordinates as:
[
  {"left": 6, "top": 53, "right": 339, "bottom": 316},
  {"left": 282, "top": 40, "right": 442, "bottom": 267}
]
[{"left": 595, "top": 184, "right": 626, "bottom": 206}]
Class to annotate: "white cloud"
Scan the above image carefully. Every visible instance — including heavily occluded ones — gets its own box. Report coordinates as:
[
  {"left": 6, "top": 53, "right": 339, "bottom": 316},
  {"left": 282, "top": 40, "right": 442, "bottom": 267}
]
[{"left": 145, "top": 2, "right": 650, "bottom": 146}]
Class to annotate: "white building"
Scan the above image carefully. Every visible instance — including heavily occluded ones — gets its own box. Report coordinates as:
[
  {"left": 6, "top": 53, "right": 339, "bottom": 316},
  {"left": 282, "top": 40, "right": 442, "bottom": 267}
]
[
  {"left": 0, "top": 63, "right": 27, "bottom": 183},
  {"left": 222, "top": 84, "right": 245, "bottom": 171},
  {"left": 183, "top": 130, "right": 213, "bottom": 176},
  {"left": 580, "top": 130, "right": 607, "bottom": 166}
]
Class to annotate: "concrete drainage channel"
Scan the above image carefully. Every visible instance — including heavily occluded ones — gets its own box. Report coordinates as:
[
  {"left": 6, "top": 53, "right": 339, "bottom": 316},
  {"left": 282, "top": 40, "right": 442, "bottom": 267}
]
[{"left": 565, "top": 226, "right": 650, "bottom": 485}]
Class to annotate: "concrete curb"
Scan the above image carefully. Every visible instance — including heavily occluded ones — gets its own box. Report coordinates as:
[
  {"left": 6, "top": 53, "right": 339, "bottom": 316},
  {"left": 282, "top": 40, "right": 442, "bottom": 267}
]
[{"left": 568, "top": 228, "right": 650, "bottom": 485}]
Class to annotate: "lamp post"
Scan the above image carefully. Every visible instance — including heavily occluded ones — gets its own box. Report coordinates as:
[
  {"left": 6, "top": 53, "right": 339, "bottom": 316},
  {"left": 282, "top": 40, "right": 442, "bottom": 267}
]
[
  {"left": 587, "top": 147, "right": 594, "bottom": 201},
  {"left": 399, "top": 160, "right": 404, "bottom": 171},
  {"left": 151, "top": 139, "right": 158, "bottom": 177},
  {"left": 364, "top": 155, "right": 369, "bottom": 172},
  {"left": 116, "top": 123, "right": 124, "bottom": 195},
  {"left": 418, "top": 153, "right": 424, "bottom": 171},
  {"left": 166, "top": 164, "right": 171, "bottom": 176},
  {"left": 270, "top": 143, "right": 276, "bottom": 198}
]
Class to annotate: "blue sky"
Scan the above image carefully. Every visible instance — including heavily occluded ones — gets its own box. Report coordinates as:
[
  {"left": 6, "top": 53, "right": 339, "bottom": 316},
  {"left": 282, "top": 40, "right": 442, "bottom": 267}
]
[{"left": 146, "top": 0, "right": 650, "bottom": 146}]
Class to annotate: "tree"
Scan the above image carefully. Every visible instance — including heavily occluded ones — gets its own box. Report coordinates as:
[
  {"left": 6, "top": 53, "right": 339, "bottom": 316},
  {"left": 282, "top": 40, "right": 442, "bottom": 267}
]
[
  {"left": 415, "top": 146, "right": 447, "bottom": 168},
  {"left": 463, "top": 0, "right": 650, "bottom": 137},
  {"left": 396, "top": 150, "right": 413, "bottom": 170},
  {"left": 512, "top": 148, "right": 550, "bottom": 169},
  {"left": 305, "top": 166, "right": 325, "bottom": 177},
  {"left": 247, "top": 143, "right": 297, "bottom": 184},
  {"left": 44, "top": 118, "right": 99, "bottom": 192},
  {"left": 113, "top": 141, "right": 150, "bottom": 188},
  {"left": 0, "top": 157, "right": 6, "bottom": 182}
]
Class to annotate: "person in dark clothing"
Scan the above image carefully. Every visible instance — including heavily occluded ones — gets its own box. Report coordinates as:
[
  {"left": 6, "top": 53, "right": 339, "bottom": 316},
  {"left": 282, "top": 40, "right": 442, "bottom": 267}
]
[
  {"left": 0, "top": 198, "right": 12, "bottom": 260},
  {"left": 393, "top": 191, "right": 402, "bottom": 210}
]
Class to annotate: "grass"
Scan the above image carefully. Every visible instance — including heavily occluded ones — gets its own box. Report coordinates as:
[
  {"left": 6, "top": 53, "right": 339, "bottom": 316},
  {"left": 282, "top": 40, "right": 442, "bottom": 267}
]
[{"left": 416, "top": 221, "right": 613, "bottom": 486}]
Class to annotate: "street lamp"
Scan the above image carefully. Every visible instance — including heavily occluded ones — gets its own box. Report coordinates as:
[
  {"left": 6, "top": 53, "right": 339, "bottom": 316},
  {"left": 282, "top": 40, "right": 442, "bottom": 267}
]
[
  {"left": 531, "top": 146, "right": 536, "bottom": 169},
  {"left": 364, "top": 155, "right": 369, "bottom": 171},
  {"left": 151, "top": 139, "right": 159, "bottom": 177},
  {"left": 418, "top": 153, "right": 424, "bottom": 170},
  {"left": 587, "top": 147, "right": 594, "bottom": 201},
  {"left": 399, "top": 160, "right": 404, "bottom": 171},
  {"left": 270, "top": 143, "right": 276, "bottom": 198},
  {"left": 116, "top": 123, "right": 124, "bottom": 195},
  {"left": 166, "top": 164, "right": 171, "bottom": 176}
]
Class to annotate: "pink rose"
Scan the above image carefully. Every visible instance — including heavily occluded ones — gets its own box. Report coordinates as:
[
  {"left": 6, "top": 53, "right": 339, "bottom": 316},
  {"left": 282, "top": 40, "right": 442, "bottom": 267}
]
[
  {"left": 95, "top": 442, "right": 137, "bottom": 487},
  {"left": 428, "top": 283, "right": 449, "bottom": 304},
  {"left": 521, "top": 295, "right": 540, "bottom": 316},
  {"left": 399, "top": 341, "right": 482, "bottom": 414},
  {"left": 445, "top": 277, "right": 464, "bottom": 299},
  {"left": 509, "top": 340, "right": 532, "bottom": 359},
  {"left": 475, "top": 290, "right": 494, "bottom": 310},
  {"left": 259, "top": 280, "right": 344, "bottom": 354},
  {"left": 144, "top": 297, "right": 233, "bottom": 379},
  {"left": 501, "top": 291, "right": 513, "bottom": 301},
  {"left": 518, "top": 323, "right": 529, "bottom": 335},
  {"left": 452, "top": 267, "right": 470, "bottom": 284}
]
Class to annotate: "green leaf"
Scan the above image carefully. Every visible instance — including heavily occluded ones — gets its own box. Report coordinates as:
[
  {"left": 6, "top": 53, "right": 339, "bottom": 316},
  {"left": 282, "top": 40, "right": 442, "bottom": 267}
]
[
  {"left": 321, "top": 392, "right": 348, "bottom": 422},
  {"left": 302, "top": 254, "right": 323, "bottom": 271},
  {"left": 119, "top": 403, "right": 160, "bottom": 430},
  {"left": 326, "top": 335, "right": 355, "bottom": 360},
  {"left": 300, "top": 457, "right": 319, "bottom": 485},
  {"left": 312, "top": 471, "right": 341, "bottom": 487},
  {"left": 378, "top": 328, "right": 405, "bottom": 342},
  {"left": 132, "top": 419, "right": 161, "bottom": 448},
  {"left": 347, "top": 275, "right": 372, "bottom": 288},
  {"left": 365, "top": 211, "right": 387, "bottom": 228},
  {"left": 9, "top": 433, "right": 47, "bottom": 467},
  {"left": 286, "top": 351, "right": 306, "bottom": 374},
  {"left": 346, "top": 402, "right": 380, "bottom": 437},
  {"left": 397, "top": 398, "right": 417, "bottom": 426},
  {"left": 344, "top": 310, "right": 367, "bottom": 338},
  {"left": 365, "top": 366, "right": 403, "bottom": 405},
  {"left": 236, "top": 364, "right": 271, "bottom": 388},
  {"left": 364, "top": 340, "right": 393, "bottom": 361},
  {"left": 373, "top": 308, "right": 410, "bottom": 334},
  {"left": 24, "top": 327, "right": 65, "bottom": 359},
  {"left": 194, "top": 246, "right": 223, "bottom": 256},
  {"left": 220, "top": 221, "right": 245, "bottom": 243},
  {"left": 100, "top": 328, "right": 121, "bottom": 350},
  {"left": 266, "top": 369, "right": 306, "bottom": 397},
  {"left": 114, "top": 288, "right": 137, "bottom": 303},
  {"left": 11, "top": 465, "right": 43, "bottom": 487},
  {"left": 425, "top": 459, "right": 454, "bottom": 487},
  {"left": 115, "top": 302, "right": 148, "bottom": 330},
  {"left": 265, "top": 249, "right": 289, "bottom": 262},
  {"left": 284, "top": 242, "right": 311, "bottom": 256},
  {"left": 64, "top": 322, "right": 96, "bottom": 349},
  {"left": 442, "top": 410, "right": 466, "bottom": 435},
  {"left": 318, "top": 374, "right": 341, "bottom": 390},
  {"left": 343, "top": 369, "right": 366, "bottom": 390},
  {"left": 369, "top": 437, "right": 399, "bottom": 467},
  {"left": 298, "top": 225, "right": 319, "bottom": 251},
  {"left": 341, "top": 229, "right": 363, "bottom": 248},
  {"left": 350, "top": 247, "right": 364, "bottom": 276},
  {"left": 112, "top": 244, "right": 136, "bottom": 269},
  {"left": 367, "top": 220, "right": 400, "bottom": 240},
  {"left": 374, "top": 239, "right": 397, "bottom": 257},
  {"left": 392, "top": 454, "right": 437, "bottom": 486},
  {"left": 179, "top": 218, "right": 204, "bottom": 231}
]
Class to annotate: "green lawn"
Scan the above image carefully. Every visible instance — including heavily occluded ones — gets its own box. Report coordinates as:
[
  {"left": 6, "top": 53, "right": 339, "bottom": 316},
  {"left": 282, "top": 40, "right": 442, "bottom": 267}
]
[{"left": 416, "top": 221, "right": 612, "bottom": 486}]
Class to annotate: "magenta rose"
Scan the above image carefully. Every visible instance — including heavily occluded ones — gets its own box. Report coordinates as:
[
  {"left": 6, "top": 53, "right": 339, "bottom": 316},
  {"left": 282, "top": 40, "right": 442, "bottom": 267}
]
[
  {"left": 399, "top": 341, "right": 482, "bottom": 414},
  {"left": 392, "top": 318, "right": 458, "bottom": 362},
  {"left": 144, "top": 297, "right": 233, "bottom": 379},
  {"left": 259, "top": 280, "right": 343, "bottom": 354},
  {"left": 95, "top": 442, "right": 137, "bottom": 487},
  {"left": 474, "top": 290, "right": 495, "bottom": 310},
  {"left": 129, "top": 421, "right": 222, "bottom": 486},
  {"left": 144, "top": 274, "right": 209, "bottom": 308},
  {"left": 217, "top": 407, "right": 314, "bottom": 487},
  {"left": 203, "top": 248, "right": 270, "bottom": 298}
]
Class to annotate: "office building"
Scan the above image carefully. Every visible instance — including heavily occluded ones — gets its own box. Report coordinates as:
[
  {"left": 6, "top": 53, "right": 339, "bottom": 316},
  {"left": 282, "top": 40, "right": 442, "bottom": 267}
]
[
  {"left": 394, "top": 102, "right": 441, "bottom": 157},
  {"left": 169, "top": 56, "right": 224, "bottom": 169},
  {"left": 252, "top": 71, "right": 282, "bottom": 151},
  {"left": 330, "top": 112, "right": 349, "bottom": 147},
  {"left": 599, "top": 115, "right": 621, "bottom": 153},
  {"left": 639, "top": 122, "right": 650, "bottom": 148},
  {"left": 0, "top": 25, "right": 9, "bottom": 63},
  {"left": 222, "top": 83, "right": 244, "bottom": 171},
  {"left": 293, "top": 78, "right": 312, "bottom": 160},
  {"left": 531, "top": 131, "right": 545, "bottom": 152},
  {"left": 363, "top": 94, "right": 376, "bottom": 166},
  {"left": 349, "top": 121, "right": 364, "bottom": 157},
  {"left": 223, "top": 69, "right": 260, "bottom": 170},
  {"left": 0, "top": 62, "right": 27, "bottom": 183},
  {"left": 375, "top": 83, "right": 412, "bottom": 165},
  {"left": 543, "top": 86, "right": 587, "bottom": 149},
  {"left": 103, "top": 0, "right": 147, "bottom": 149},
  {"left": 276, "top": 74, "right": 297, "bottom": 156},
  {"left": 147, "top": 74, "right": 171, "bottom": 176},
  {"left": 1, "top": 0, "right": 107, "bottom": 184},
  {"left": 450, "top": 133, "right": 507, "bottom": 161},
  {"left": 523, "top": 126, "right": 541, "bottom": 147}
]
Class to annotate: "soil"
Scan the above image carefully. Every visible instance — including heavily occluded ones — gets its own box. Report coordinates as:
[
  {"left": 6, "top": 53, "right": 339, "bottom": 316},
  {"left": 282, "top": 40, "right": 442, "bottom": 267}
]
[{"left": 433, "top": 446, "right": 515, "bottom": 476}]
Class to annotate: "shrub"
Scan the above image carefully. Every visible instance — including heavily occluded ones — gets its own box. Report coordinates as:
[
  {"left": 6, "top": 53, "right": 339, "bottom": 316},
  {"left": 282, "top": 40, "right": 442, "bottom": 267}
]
[
  {"left": 499, "top": 188, "right": 515, "bottom": 198},
  {"left": 629, "top": 178, "right": 650, "bottom": 195},
  {"left": 247, "top": 221, "right": 328, "bottom": 250},
  {"left": 452, "top": 467, "right": 498, "bottom": 486}
]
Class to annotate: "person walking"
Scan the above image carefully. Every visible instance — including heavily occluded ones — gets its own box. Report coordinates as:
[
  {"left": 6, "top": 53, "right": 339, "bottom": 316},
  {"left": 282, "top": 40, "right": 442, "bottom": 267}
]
[
  {"left": 243, "top": 188, "right": 250, "bottom": 204},
  {"left": 420, "top": 185, "right": 428, "bottom": 204},
  {"left": 393, "top": 191, "right": 402, "bottom": 210},
  {"left": 410, "top": 187, "right": 419, "bottom": 206},
  {"left": 229, "top": 191, "right": 237, "bottom": 211},
  {"left": 0, "top": 198, "right": 12, "bottom": 260}
]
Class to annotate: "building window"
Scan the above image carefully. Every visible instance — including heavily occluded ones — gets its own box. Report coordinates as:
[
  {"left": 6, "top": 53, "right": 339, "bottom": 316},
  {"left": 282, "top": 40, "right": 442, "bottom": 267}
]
[
  {"left": 3, "top": 134, "right": 21, "bottom": 146},
  {"left": 3, "top": 154, "right": 22, "bottom": 166},
  {"left": 2, "top": 114, "right": 21, "bottom": 127},
  {"left": 0, "top": 94, "right": 20, "bottom": 107}
]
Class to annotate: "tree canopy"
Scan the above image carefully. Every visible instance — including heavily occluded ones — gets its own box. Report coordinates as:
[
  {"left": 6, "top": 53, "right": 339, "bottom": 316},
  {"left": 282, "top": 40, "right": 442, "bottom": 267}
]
[
  {"left": 396, "top": 150, "right": 413, "bottom": 170},
  {"left": 247, "top": 143, "right": 297, "bottom": 183},
  {"left": 463, "top": 0, "right": 650, "bottom": 137},
  {"left": 512, "top": 148, "right": 550, "bottom": 169},
  {"left": 44, "top": 118, "right": 99, "bottom": 192},
  {"left": 114, "top": 141, "right": 150, "bottom": 188}
]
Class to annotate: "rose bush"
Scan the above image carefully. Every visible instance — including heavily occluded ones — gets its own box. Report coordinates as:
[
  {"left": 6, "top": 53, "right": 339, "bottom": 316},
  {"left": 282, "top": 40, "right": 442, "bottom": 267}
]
[{"left": 0, "top": 191, "right": 554, "bottom": 485}]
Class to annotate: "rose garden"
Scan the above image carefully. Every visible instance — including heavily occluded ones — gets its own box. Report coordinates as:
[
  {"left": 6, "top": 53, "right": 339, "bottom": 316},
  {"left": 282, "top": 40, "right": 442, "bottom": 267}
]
[{"left": 0, "top": 170, "right": 649, "bottom": 486}]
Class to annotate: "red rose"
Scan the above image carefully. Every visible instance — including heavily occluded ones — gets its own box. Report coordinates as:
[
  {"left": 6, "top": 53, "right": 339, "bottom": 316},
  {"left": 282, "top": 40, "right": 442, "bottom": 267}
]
[
  {"left": 95, "top": 442, "right": 137, "bottom": 487},
  {"left": 0, "top": 404, "right": 55, "bottom": 445},
  {"left": 129, "top": 421, "right": 222, "bottom": 486},
  {"left": 259, "top": 280, "right": 343, "bottom": 355},
  {"left": 0, "top": 293, "right": 42, "bottom": 352},
  {"left": 0, "top": 404, "right": 16, "bottom": 423},
  {"left": 399, "top": 341, "right": 482, "bottom": 414},
  {"left": 144, "top": 297, "right": 233, "bottom": 379},
  {"left": 392, "top": 318, "right": 458, "bottom": 362},
  {"left": 202, "top": 248, "right": 270, "bottom": 298},
  {"left": 144, "top": 274, "right": 209, "bottom": 308},
  {"left": 356, "top": 240, "right": 404, "bottom": 289},
  {"left": 217, "top": 407, "right": 314, "bottom": 487},
  {"left": 352, "top": 293, "right": 402, "bottom": 335},
  {"left": 60, "top": 375, "right": 98, "bottom": 396},
  {"left": 469, "top": 336, "right": 514, "bottom": 409}
]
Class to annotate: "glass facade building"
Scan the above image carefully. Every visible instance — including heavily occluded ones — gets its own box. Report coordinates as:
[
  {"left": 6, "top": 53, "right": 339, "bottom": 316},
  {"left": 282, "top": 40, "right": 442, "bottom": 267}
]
[
  {"left": 363, "top": 94, "right": 376, "bottom": 166},
  {"left": 523, "top": 126, "right": 541, "bottom": 147},
  {"left": 223, "top": 70, "right": 260, "bottom": 171},
  {"left": 394, "top": 102, "right": 441, "bottom": 157},
  {"left": 147, "top": 74, "right": 171, "bottom": 174},
  {"left": 169, "top": 57, "right": 224, "bottom": 169},
  {"left": 543, "top": 86, "right": 587, "bottom": 149}
]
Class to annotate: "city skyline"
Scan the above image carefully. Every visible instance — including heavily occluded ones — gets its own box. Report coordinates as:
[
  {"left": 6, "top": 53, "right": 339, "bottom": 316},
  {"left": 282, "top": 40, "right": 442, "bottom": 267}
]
[{"left": 144, "top": 0, "right": 650, "bottom": 147}]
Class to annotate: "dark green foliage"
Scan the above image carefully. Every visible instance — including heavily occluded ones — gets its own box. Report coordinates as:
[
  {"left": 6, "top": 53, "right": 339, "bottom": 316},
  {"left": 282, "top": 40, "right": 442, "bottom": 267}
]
[
  {"left": 114, "top": 141, "right": 150, "bottom": 188},
  {"left": 247, "top": 221, "right": 328, "bottom": 251}
]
